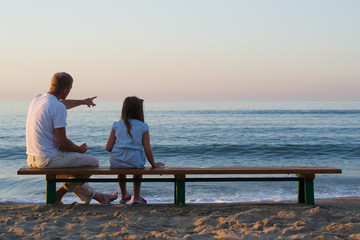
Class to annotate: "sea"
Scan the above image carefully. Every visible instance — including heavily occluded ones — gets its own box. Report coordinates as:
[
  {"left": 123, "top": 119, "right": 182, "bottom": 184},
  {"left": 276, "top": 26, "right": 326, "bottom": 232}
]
[{"left": 0, "top": 100, "right": 359, "bottom": 204}]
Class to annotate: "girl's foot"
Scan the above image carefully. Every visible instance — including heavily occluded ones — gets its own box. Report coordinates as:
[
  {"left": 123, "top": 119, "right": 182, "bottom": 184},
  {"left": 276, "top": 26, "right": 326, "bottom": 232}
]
[
  {"left": 119, "top": 194, "right": 132, "bottom": 204},
  {"left": 131, "top": 197, "right": 147, "bottom": 205}
]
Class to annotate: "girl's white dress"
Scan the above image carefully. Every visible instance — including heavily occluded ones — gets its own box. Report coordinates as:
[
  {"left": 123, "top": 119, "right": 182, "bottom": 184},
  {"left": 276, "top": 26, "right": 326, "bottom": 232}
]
[{"left": 110, "top": 119, "right": 149, "bottom": 168}]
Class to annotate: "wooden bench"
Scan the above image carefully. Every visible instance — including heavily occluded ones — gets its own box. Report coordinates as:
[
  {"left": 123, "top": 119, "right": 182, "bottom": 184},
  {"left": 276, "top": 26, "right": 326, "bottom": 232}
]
[{"left": 17, "top": 166, "right": 342, "bottom": 205}]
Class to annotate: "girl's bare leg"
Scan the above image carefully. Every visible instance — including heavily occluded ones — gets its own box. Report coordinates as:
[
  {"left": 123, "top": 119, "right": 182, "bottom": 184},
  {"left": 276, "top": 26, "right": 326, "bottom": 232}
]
[
  {"left": 118, "top": 174, "right": 129, "bottom": 200},
  {"left": 133, "top": 174, "right": 142, "bottom": 200}
]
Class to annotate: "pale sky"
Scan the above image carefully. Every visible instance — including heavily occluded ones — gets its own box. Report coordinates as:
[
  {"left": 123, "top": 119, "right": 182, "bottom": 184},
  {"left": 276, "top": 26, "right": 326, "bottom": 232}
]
[{"left": 1, "top": 0, "right": 359, "bottom": 100}]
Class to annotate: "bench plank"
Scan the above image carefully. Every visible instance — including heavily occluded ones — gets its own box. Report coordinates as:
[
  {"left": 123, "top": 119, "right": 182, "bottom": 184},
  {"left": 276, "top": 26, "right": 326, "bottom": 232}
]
[{"left": 18, "top": 166, "right": 342, "bottom": 175}]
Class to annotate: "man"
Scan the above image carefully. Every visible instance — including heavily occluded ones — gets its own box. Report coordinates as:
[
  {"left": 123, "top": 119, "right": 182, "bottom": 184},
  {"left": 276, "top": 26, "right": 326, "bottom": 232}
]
[{"left": 26, "top": 72, "right": 117, "bottom": 204}]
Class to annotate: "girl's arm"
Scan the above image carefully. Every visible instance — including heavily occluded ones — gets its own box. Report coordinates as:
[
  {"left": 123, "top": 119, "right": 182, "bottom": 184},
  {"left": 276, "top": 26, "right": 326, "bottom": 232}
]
[
  {"left": 106, "top": 129, "right": 116, "bottom": 152},
  {"left": 143, "top": 130, "right": 165, "bottom": 168}
]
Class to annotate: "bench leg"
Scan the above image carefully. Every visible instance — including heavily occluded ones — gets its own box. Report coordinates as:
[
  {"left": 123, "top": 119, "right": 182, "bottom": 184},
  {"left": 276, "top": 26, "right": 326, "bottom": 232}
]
[
  {"left": 304, "top": 178, "right": 315, "bottom": 205},
  {"left": 298, "top": 178, "right": 305, "bottom": 203},
  {"left": 297, "top": 174, "right": 315, "bottom": 205},
  {"left": 175, "top": 174, "right": 186, "bottom": 205},
  {"left": 46, "top": 175, "right": 56, "bottom": 204}
]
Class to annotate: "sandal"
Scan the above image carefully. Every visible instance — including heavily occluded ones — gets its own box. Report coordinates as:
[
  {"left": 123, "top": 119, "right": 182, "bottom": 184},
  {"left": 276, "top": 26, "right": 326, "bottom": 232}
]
[
  {"left": 119, "top": 194, "right": 132, "bottom": 204},
  {"left": 131, "top": 197, "right": 147, "bottom": 205}
]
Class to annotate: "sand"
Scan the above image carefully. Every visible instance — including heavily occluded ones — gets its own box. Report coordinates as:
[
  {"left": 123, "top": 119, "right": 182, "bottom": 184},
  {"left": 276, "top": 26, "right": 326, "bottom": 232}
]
[{"left": 0, "top": 198, "right": 359, "bottom": 239}]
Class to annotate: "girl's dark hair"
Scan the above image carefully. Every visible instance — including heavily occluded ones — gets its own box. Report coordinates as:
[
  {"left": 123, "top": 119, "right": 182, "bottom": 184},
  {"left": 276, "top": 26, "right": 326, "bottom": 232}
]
[{"left": 120, "top": 96, "right": 144, "bottom": 142}]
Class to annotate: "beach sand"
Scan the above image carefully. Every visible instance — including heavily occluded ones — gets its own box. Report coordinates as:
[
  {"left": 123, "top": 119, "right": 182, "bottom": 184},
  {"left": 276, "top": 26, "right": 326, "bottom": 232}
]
[{"left": 1, "top": 198, "right": 359, "bottom": 239}]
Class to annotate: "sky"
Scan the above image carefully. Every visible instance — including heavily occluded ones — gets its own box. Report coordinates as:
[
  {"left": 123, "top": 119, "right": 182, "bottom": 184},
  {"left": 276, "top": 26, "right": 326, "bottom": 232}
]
[{"left": 0, "top": 0, "right": 359, "bottom": 100}]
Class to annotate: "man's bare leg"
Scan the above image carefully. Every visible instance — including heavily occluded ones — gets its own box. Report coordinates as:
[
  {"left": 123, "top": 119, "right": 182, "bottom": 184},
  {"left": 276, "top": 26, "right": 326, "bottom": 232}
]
[
  {"left": 56, "top": 186, "right": 68, "bottom": 205},
  {"left": 93, "top": 191, "right": 118, "bottom": 204}
]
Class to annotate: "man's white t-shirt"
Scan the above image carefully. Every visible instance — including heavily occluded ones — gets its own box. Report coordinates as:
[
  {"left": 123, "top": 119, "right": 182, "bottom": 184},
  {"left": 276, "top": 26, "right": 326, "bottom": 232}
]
[{"left": 26, "top": 93, "right": 67, "bottom": 157}]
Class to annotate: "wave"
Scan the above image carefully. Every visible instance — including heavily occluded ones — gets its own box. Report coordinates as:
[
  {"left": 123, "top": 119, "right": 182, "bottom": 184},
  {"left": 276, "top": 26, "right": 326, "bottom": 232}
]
[
  {"left": 150, "top": 143, "right": 360, "bottom": 157},
  {"left": 3, "top": 143, "right": 359, "bottom": 160},
  {"left": 0, "top": 146, "right": 26, "bottom": 160}
]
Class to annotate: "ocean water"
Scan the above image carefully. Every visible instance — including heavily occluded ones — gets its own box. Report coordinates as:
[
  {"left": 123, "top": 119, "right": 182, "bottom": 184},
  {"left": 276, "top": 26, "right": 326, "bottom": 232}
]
[{"left": 0, "top": 100, "right": 359, "bottom": 204}]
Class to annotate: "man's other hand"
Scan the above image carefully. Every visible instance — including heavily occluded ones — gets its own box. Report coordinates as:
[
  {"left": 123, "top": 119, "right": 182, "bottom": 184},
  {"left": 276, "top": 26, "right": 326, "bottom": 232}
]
[{"left": 79, "top": 143, "right": 88, "bottom": 153}]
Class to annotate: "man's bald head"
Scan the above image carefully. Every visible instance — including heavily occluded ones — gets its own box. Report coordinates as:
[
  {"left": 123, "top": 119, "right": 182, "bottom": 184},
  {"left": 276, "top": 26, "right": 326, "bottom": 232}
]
[{"left": 50, "top": 72, "right": 73, "bottom": 94}]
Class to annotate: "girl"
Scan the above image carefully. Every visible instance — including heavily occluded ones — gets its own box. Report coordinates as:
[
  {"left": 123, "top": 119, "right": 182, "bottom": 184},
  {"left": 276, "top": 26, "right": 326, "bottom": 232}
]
[{"left": 106, "top": 96, "right": 165, "bottom": 204}]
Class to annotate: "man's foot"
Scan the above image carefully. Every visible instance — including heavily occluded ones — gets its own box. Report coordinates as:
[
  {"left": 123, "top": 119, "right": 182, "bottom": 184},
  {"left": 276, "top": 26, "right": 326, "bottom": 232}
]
[{"left": 98, "top": 191, "right": 118, "bottom": 204}]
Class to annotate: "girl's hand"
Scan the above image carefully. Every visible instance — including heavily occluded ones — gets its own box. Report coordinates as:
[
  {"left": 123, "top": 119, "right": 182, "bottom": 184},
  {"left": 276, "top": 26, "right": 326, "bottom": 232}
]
[{"left": 152, "top": 162, "right": 165, "bottom": 168}]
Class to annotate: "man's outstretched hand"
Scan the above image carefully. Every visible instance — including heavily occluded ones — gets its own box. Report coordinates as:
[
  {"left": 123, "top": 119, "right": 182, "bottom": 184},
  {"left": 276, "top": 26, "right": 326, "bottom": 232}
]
[{"left": 84, "top": 96, "right": 97, "bottom": 108}]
